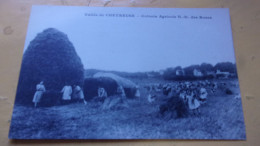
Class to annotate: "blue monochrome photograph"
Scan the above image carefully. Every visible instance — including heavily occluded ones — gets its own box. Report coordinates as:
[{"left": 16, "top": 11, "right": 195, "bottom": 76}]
[{"left": 9, "top": 6, "right": 246, "bottom": 139}]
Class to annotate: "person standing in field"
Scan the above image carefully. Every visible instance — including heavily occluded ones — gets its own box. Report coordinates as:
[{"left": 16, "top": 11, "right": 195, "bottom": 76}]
[
  {"left": 117, "top": 85, "right": 126, "bottom": 98},
  {"left": 32, "top": 81, "right": 46, "bottom": 108},
  {"left": 98, "top": 87, "right": 107, "bottom": 98},
  {"left": 73, "top": 85, "right": 87, "bottom": 105},
  {"left": 61, "top": 84, "right": 72, "bottom": 105},
  {"left": 135, "top": 87, "right": 141, "bottom": 98},
  {"left": 199, "top": 87, "right": 208, "bottom": 104},
  {"left": 179, "top": 90, "right": 187, "bottom": 102},
  {"left": 186, "top": 90, "right": 201, "bottom": 116}
]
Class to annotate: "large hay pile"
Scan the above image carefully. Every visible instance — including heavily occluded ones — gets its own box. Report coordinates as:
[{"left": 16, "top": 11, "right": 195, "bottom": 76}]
[
  {"left": 83, "top": 77, "right": 118, "bottom": 101},
  {"left": 16, "top": 28, "right": 84, "bottom": 106},
  {"left": 93, "top": 72, "right": 137, "bottom": 98},
  {"left": 159, "top": 96, "right": 188, "bottom": 119}
]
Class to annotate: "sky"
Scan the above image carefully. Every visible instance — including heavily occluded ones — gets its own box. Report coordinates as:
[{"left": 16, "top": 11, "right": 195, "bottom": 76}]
[{"left": 23, "top": 6, "right": 236, "bottom": 72}]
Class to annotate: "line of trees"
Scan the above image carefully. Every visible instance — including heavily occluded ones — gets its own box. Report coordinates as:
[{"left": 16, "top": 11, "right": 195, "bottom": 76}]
[{"left": 163, "top": 62, "right": 238, "bottom": 81}]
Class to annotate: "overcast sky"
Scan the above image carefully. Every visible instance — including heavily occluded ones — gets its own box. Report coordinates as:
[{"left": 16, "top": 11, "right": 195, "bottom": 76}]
[{"left": 24, "top": 6, "right": 236, "bottom": 72}]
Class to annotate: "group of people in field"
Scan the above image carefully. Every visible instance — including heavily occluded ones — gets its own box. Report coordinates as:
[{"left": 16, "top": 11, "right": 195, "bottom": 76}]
[
  {"left": 146, "top": 80, "right": 219, "bottom": 116},
  {"left": 95, "top": 85, "right": 127, "bottom": 102},
  {"left": 32, "top": 78, "right": 235, "bottom": 118},
  {"left": 170, "top": 81, "right": 210, "bottom": 116},
  {"left": 96, "top": 86, "right": 127, "bottom": 99},
  {"left": 32, "top": 81, "right": 87, "bottom": 107},
  {"left": 32, "top": 81, "right": 129, "bottom": 107}
]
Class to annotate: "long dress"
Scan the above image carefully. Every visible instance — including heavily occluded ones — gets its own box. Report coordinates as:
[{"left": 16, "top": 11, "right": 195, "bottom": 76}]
[
  {"left": 179, "top": 92, "right": 187, "bottom": 103},
  {"left": 200, "top": 88, "right": 208, "bottom": 100},
  {"left": 32, "top": 84, "right": 46, "bottom": 103},
  {"left": 117, "top": 86, "right": 126, "bottom": 97},
  {"left": 187, "top": 94, "right": 200, "bottom": 110},
  {"left": 135, "top": 89, "right": 141, "bottom": 97},
  {"left": 61, "top": 86, "right": 72, "bottom": 100},
  {"left": 98, "top": 88, "right": 107, "bottom": 98}
]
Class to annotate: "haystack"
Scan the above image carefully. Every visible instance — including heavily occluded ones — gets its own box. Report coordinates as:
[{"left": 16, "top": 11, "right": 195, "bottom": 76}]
[
  {"left": 83, "top": 77, "right": 118, "bottom": 101},
  {"left": 16, "top": 28, "right": 84, "bottom": 106},
  {"left": 93, "top": 72, "right": 137, "bottom": 98}
]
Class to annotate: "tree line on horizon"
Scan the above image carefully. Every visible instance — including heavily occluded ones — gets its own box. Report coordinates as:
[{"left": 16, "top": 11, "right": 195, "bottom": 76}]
[{"left": 163, "top": 62, "right": 238, "bottom": 81}]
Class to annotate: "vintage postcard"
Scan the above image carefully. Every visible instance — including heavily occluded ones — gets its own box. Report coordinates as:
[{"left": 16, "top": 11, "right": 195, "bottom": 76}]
[{"left": 9, "top": 6, "right": 246, "bottom": 139}]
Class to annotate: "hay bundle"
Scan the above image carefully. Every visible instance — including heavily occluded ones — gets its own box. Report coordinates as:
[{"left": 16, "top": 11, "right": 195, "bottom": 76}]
[
  {"left": 159, "top": 96, "right": 188, "bottom": 118},
  {"left": 16, "top": 28, "right": 84, "bottom": 106},
  {"left": 101, "top": 96, "right": 128, "bottom": 110}
]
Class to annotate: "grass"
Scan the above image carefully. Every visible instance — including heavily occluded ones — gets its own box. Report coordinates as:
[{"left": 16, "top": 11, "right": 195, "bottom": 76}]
[{"left": 9, "top": 79, "right": 246, "bottom": 139}]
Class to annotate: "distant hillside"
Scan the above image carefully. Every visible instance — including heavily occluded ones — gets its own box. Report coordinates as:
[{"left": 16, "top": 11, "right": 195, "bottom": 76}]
[{"left": 85, "top": 69, "right": 162, "bottom": 79}]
